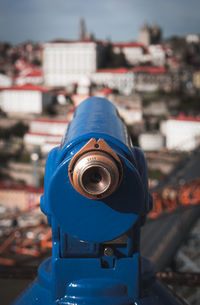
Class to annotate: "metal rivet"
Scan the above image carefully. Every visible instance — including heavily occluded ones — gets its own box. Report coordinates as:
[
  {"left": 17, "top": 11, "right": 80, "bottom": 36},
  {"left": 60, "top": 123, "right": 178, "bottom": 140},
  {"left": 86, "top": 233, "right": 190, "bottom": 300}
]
[{"left": 104, "top": 247, "right": 114, "bottom": 256}]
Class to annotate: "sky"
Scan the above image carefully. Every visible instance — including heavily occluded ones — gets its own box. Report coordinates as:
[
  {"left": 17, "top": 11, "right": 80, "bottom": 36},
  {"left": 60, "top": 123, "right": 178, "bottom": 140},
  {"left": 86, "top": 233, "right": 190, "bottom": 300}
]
[{"left": 0, "top": 0, "right": 200, "bottom": 44}]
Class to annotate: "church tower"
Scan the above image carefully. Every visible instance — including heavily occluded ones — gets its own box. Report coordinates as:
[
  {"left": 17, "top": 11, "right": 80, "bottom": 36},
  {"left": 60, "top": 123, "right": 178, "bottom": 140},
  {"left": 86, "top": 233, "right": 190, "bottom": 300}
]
[{"left": 80, "top": 18, "right": 86, "bottom": 40}]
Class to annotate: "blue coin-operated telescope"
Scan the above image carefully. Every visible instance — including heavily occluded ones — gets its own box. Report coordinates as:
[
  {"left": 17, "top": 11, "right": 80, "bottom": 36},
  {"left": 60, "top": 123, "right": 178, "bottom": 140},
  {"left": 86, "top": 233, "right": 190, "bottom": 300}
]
[{"left": 13, "top": 97, "right": 183, "bottom": 305}]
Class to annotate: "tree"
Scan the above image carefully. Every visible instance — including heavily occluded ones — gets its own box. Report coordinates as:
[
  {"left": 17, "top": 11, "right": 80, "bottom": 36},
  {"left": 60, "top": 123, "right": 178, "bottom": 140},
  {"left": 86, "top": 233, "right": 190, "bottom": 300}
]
[{"left": 11, "top": 122, "right": 29, "bottom": 137}]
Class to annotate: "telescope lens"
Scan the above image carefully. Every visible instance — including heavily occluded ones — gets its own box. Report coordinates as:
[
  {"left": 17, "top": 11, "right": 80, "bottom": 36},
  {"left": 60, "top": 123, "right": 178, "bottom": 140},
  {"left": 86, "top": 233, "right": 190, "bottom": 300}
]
[
  {"left": 81, "top": 166, "right": 111, "bottom": 195},
  {"left": 90, "top": 171, "right": 102, "bottom": 184},
  {"left": 69, "top": 142, "right": 122, "bottom": 199}
]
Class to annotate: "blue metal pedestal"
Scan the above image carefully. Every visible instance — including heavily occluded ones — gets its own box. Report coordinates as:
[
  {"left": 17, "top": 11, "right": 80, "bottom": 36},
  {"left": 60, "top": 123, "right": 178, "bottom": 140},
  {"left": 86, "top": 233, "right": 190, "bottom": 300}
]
[{"left": 12, "top": 98, "right": 184, "bottom": 305}]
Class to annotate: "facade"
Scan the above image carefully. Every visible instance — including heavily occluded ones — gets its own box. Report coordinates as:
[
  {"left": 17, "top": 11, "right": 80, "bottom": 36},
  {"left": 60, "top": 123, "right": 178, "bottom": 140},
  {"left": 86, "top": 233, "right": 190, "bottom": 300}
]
[
  {"left": 151, "top": 25, "right": 162, "bottom": 44},
  {"left": 148, "top": 45, "right": 166, "bottom": 66},
  {"left": 139, "top": 133, "right": 165, "bottom": 151},
  {"left": 112, "top": 42, "right": 145, "bottom": 65},
  {"left": 24, "top": 118, "right": 68, "bottom": 154},
  {"left": 15, "top": 69, "right": 43, "bottom": 86},
  {"left": 43, "top": 40, "right": 104, "bottom": 87},
  {"left": 112, "top": 42, "right": 167, "bottom": 67},
  {"left": 132, "top": 66, "right": 172, "bottom": 92},
  {"left": 0, "top": 84, "right": 52, "bottom": 114},
  {"left": 91, "top": 68, "right": 135, "bottom": 95},
  {"left": 92, "top": 66, "right": 172, "bottom": 93},
  {"left": 186, "top": 34, "right": 200, "bottom": 43},
  {"left": 139, "top": 24, "right": 151, "bottom": 47},
  {"left": 115, "top": 102, "right": 142, "bottom": 125},
  {"left": 0, "top": 182, "right": 42, "bottom": 210},
  {"left": 0, "top": 73, "right": 12, "bottom": 87},
  {"left": 193, "top": 71, "right": 200, "bottom": 89},
  {"left": 139, "top": 24, "right": 162, "bottom": 47},
  {"left": 160, "top": 114, "right": 200, "bottom": 151}
]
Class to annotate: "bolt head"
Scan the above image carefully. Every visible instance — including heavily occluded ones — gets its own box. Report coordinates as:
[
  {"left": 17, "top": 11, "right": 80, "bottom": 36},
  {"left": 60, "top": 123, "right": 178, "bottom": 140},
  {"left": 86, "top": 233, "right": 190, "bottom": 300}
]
[{"left": 104, "top": 247, "right": 114, "bottom": 256}]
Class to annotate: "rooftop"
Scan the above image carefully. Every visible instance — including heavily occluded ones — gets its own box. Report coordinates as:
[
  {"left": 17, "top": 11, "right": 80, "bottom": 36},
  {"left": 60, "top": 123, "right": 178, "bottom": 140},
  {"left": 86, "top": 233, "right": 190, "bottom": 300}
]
[
  {"left": 97, "top": 67, "right": 130, "bottom": 74},
  {"left": 26, "top": 131, "right": 63, "bottom": 137},
  {"left": 173, "top": 113, "right": 200, "bottom": 122},
  {"left": 0, "top": 181, "right": 43, "bottom": 193},
  {"left": 132, "top": 66, "right": 166, "bottom": 74},
  {"left": 0, "top": 84, "right": 50, "bottom": 92},
  {"left": 97, "top": 66, "right": 167, "bottom": 74},
  {"left": 50, "top": 39, "right": 102, "bottom": 44},
  {"left": 112, "top": 42, "right": 144, "bottom": 48},
  {"left": 34, "top": 118, "right": 69, "bottom": 124}
]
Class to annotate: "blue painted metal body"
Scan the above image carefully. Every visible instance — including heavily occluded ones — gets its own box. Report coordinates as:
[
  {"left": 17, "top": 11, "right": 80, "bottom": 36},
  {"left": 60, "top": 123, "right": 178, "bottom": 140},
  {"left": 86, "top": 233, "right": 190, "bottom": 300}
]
[{"left": 13, "top": 97, "right": 182, "bottom": 305}]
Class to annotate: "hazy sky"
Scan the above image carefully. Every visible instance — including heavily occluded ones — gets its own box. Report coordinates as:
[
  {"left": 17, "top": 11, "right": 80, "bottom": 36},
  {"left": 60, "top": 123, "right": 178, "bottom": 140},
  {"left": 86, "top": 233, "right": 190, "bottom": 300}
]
[{"left": 0, "top": 0, "right": 200, "bottom": 44}]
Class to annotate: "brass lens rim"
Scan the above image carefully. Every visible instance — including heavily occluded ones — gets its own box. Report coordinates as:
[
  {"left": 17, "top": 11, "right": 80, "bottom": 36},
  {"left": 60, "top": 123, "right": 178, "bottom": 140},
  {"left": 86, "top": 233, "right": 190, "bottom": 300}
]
[
  {"left": 71, "top": 151, "right": 119, "bottom": 199},
  {"left": 68, "top": 138, "right": 123, "bottom": 200}
]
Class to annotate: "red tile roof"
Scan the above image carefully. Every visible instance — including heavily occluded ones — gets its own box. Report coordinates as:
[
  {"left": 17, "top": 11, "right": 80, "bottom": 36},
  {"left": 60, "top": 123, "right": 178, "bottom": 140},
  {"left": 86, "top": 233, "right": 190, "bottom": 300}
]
[
  {"left": 97, "top": 67, "right": 130, "bottom": 74},
  {"left": 99, "top": 88, "right": 113, "bottom": 94},
  {"left": 173, "top": 113, "right": 200, "bottom": 122},
  {"left": 132, "top": 66, "right": 166, "bottom": 74},
  {"left": 51, "top": 39, "right": 102, "bottom": 44},
  {"left": 112, "top": 42, "right": 144, "bottom": 48},
  {"left": 25, "top": 70, "right": 43, "bottom": 77},
  {"left": 26, "top": 132, "right": 62, "bottom": 137},
  {"left": 97, "top": 66, "right": 167, "bottom": 74},
  {"left": 0, "top": 181, "right": 43, "bottom": 193},
  {"left": 34, "top": 118, "right": 68, "bottom": 124},
  {"left": 1, "top": 84, "right": 50, "bottom": 92}
]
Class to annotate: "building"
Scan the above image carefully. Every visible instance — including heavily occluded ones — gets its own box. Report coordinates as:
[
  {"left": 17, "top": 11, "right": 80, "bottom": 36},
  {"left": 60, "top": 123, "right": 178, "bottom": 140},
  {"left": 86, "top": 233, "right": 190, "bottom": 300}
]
[
  {"left": 14, "top": 68, "right": 43, "bottom": 86},
  {"left": 0, "top": 73, "right": 12, "bottom": 87},
  {"left": 139, "top": 24, "right": 151, "bottom": 47},
  {"left": 79, "top": 18, "right": 94, "bottom": 41},
  {"left": 148, "top": 45, "right": 166, "bottom": 66},
  {"left": 92, "top": 66, "right": 172, "bottom": 93},
  {"left": 112, "top": 41, "right": 167, "bottom": 67},
  {"left": 114, "top": 101, "right": 143, "bottom": 125},
  {"left": 0, "top": 84, "right": 52, "bottom": 115},
  {"left": 193, "top": 71, "right": 200, "bottom": 89},
  {"left": 186, "top": 34, "right": 200, "bottom": 44},
  {"left": 91, "top": 68, "right": 135, "bottom": 95},
  {"left": 24, "top": 118, "right": 68, "bottom": 154},
  {"left": 160, "top": 114, "right": 200, "bottom": 151},
  {"left": 139, "top": 24, "right": 162, "bottom": 47},
  {"left": 151, "top": 25, "right": 162, "bottom": 44},
  {"left": 139, "top": 133, "right": 165, "bottom": 152},
  {"left": 112, "top": 42, "right": 145, "bottom": 65},
  {"left": 79, "top": 18, "right": 86, "bottom": 40},
  {"left": 132, "top": 66, "right": 172, "bottom": 92},
  {"left": 0, "top": 181, "right": 43, "bottom": 210},
  {"left": 43, "top": 40, "right": 104, "bottom": 87}
]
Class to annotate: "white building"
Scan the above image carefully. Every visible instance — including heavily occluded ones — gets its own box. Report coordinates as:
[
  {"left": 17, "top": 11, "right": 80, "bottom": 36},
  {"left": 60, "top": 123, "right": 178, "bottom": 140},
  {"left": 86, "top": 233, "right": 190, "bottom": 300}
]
[
  {"left": 91, "top": 68, "right": 135, "bottom": 95},
  {"left": 139, "top": 133, "right": 165, "bottom": 151},
  {"left": 132, "top": 66, "right": 171, "bottom": 92},
  {"left": 186, "top": 34, "right": 200, "bottom": 44},
  {"left": 148, "top": 45, "right": 166, "bottom": 66},
  {"left": 115, "top": 102, "right": 142, "bottom": 125},
  {"left": 24, "top": 118, "right": 68, "bottom": 154},
  {"left": 112, "top": 42, "right": 167, "bottom": 66},
  {"left": 160, "top": 114, "right": 200, "bottom": 151},
  {"left": 139, "top": 24, "right": 151, "bottom": 47},
  {"left": 43, "top": 40, "right": 104, "bottom": 87},
  {"left": 112, "top": 42, "right": 145, "bottom": 65},
  {"left": 0, "top": 84, "right": 52, "bottom": 115},
  {"left": 15, "top": 69, "right": 43, "bottom": 86},
  {"left": 0, "top": 181, "right": 43, "bottom": 210},
  {"left": 0, "top": 73, "right": 12, "bottom": 87}
]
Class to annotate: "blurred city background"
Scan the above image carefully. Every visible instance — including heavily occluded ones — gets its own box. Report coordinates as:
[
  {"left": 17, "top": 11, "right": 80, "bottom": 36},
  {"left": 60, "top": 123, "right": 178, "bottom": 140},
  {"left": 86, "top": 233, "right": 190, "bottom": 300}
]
[{"left": 0, "top": 1, "right": 200, "bottom": 304}]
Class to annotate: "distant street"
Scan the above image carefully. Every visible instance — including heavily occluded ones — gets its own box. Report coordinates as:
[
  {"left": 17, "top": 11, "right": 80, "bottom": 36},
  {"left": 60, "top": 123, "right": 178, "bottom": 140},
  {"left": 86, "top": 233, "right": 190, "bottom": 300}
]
[{"left": 141, "top": 205, "right": 200, "bottom": 271}]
